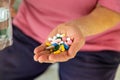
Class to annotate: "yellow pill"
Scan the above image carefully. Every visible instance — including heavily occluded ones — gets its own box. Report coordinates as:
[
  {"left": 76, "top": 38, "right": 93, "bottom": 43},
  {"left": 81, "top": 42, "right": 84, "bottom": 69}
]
[
  {"left": 61, "top": 34, "right": 65, "bottom": 37},
  {"left": 54, "top": 50, "right": 61, "bottom": 54},
  {"left": 45, "top": 42, "right": 51, "bottom": 46},
  {"left": 60, "top": 45, "right": 65, "bottom": 52}
]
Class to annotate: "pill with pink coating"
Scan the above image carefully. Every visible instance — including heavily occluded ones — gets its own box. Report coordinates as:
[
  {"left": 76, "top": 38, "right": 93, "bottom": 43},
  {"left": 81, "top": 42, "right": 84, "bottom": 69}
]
[{"left": 67, "top": 40, "right": 73, "bottom": 45}]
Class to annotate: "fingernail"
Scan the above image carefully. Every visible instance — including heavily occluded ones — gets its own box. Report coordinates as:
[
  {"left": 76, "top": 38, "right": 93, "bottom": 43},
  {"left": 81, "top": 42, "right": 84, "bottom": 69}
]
[
  {"left": 38, "top": 60, "right": 43, "bottom": 63},
  {"left": 38, "top": 58, "right": 44, "bottom": 63},
  {"left": 33, "top": 56, "right": 38, "bottom": 62}
]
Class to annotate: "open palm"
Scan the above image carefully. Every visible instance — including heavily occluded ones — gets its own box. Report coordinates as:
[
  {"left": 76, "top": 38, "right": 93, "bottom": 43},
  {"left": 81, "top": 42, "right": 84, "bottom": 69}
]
[{"left": 34, "top": 24, "right": 85, "bottom": 63}]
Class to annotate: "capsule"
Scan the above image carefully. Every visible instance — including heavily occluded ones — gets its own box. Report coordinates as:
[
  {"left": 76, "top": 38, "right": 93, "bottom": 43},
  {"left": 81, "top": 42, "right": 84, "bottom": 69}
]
[
  {"left": 59, "top": 44, "right": 65, "bottom": 52},
  {"left": 45, "top": 42, "right": 51, "bottom": 46},
  {"left": 63, "top": 43, "right": 69, "bottom": 50},
  {"left": 54, "top": 50, "right": 61, "bottom": 54},
  {"left": 46, "top": 46, "right": 54, "bottom": 50}
]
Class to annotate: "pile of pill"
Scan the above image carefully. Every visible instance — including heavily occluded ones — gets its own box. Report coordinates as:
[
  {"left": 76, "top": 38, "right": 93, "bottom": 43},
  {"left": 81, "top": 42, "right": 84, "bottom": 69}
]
[{"left": 45, "top": 34, "right": 73, "bottom": 54}]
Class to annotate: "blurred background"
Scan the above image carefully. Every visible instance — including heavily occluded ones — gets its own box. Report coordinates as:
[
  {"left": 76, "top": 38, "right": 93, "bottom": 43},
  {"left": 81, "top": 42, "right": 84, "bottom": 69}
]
[{"left": 12, "top": 0, "right": 120, "bottom": 80}]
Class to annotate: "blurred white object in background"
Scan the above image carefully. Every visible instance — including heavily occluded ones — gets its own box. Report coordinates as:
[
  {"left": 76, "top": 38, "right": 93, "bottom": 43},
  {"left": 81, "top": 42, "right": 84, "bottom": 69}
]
[{"left": 0, "top": 0, "right": 13, "bottom": 50}]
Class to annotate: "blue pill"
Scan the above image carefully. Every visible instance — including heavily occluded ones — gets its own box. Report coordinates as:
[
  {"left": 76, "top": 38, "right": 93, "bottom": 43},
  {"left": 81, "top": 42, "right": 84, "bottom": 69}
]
[
  {"left": 63, "top": 43, "right": 69, "bottom": 50},
  {"left": 52, "top": 43, "right": 59, "bottom": 47}
]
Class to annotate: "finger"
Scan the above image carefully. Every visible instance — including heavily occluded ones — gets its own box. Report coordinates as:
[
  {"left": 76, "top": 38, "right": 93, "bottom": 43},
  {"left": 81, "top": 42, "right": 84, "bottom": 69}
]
[
  {"left": 34, "top": 55, "right": 39, "bottom": 61},
  {"left": 34, "top": 51, "right": 50, "bottom": 61},
  {"left": 34, "top": 44, "right": 46, "bottom": 54},
  {"left": 38, "top": 54, "right": 55, "bottom": 63},
  {"left": 49, "top": 51, "right": 70, "bottom": 62},
  {"left": 68, "top": 35, "right": 85, "bottom": 57}
]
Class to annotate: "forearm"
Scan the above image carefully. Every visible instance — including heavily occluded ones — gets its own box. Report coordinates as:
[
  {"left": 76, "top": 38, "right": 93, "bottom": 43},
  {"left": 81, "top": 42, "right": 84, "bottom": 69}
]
[{"left": 70, "top": 5, "right": 120, "bottom": 37}]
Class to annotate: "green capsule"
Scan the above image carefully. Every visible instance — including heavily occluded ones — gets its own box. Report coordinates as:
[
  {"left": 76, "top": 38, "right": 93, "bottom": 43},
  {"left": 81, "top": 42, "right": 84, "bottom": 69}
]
[
  {"left": 53, "top": 45, "right": 60, "bottom": 51},
  {"left": 56, "top": 37, "right": 62, "bottom": 39}
]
